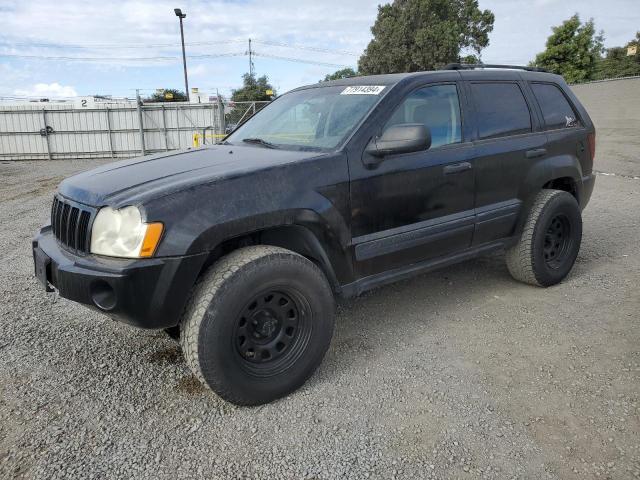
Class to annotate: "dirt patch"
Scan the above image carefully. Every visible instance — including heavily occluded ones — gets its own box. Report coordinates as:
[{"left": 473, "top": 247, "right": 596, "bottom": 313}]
[
  {"left": 175, "top": 375, "right": 206, "bottom": 395},
  {"left": 0, "top": 176, "right": 65, "bottom": 202},
  {"left": 147, "top": 346, "right": 182, "bottom": 364}
]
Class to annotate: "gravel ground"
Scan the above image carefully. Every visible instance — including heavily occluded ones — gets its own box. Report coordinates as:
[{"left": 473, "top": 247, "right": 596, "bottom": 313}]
[{"left": 1, "top": 140, "right": 639, "bottom": 479}]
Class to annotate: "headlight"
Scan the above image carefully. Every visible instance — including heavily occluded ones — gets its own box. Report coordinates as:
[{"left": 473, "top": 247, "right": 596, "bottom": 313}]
[{"left": 90, "top": 206, "right": 163, "bottom": 258}]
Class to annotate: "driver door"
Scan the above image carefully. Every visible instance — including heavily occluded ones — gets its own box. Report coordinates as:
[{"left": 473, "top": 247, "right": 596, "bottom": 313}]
[{"left": 348, "top": 82, "right": 475, "bottom": 278}]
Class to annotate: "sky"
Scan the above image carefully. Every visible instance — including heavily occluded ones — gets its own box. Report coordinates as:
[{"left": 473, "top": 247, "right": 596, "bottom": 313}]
[{"left": 0, "top": 0, "right": 637, "bottom": 100}]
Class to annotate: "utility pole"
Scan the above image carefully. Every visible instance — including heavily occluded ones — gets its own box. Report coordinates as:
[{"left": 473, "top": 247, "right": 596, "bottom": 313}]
[
  {"left": 247, "top": 38, "right": 255, "bottom": 77},
  {"left": 174, "top": 8, "right": 189, "bottom": 102}
]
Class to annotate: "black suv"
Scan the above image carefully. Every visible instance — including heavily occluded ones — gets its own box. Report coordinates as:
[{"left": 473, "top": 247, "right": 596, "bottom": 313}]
[{"left": 33, "top": 65, "right": 596, "bottom": 405}]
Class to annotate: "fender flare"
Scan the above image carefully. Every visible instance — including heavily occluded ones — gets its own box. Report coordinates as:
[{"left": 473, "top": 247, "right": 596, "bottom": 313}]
[{"left": 514, "top": 154, "right": 584, "bottom": 236}]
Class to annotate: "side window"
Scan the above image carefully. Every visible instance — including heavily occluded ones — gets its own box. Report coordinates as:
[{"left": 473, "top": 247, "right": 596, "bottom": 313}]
[
  {"left": 471, "top": 83, "right": 532, "bottom": 139},
  {"left": 531, "top": 83, "right": 580, "bottom": 130},
  {"left": 385, "top": 84, "right": 462, "bottom": 148}
]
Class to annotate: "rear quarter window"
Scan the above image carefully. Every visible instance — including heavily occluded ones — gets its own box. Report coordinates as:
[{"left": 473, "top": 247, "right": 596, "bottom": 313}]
[
  {"left": 471, "top": 82, "right": 532, "bottom": 140},
  {"left": 530, "top": 83, "right": 580, "bottom": 130}
]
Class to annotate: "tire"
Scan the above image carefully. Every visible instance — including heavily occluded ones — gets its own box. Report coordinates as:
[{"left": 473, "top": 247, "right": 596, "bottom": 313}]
[
  {"left": 180, "top": 245, "right": 335, "bottom": 405},
  {"left": 506, "top": 189, "right": 582, "bottom": 287}
]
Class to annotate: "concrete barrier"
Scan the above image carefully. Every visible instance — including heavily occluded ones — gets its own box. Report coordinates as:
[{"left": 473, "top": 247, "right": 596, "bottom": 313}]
[{"left": 571, "top": 77, "right": 640, "bottom": 177}]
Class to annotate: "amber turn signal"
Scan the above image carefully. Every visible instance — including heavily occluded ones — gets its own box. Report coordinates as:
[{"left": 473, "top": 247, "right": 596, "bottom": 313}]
[{"left": 139, "top": 223, "right": 164, "bottom": 257}]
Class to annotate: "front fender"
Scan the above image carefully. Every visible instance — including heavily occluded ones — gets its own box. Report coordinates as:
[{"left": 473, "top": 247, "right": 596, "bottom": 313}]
[
  {"left": 184, "top": 206, "right": 352, "bottom": 288},
  {"left": 145, "top": 152, "right": 350, "bottom": 255},
  {"left": 143, "top": 152, "right": 353, "bottom": 286}
]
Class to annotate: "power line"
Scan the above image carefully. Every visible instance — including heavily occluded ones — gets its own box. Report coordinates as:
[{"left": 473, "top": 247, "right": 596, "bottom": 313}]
[
  {"left": 186, "top": 52, "right": 244, "bottom": 59},
  {"left": 5, "top": 39, "right": 246, "bottom": 49},
  {"left": 252, "top": 40, "right": 359, "bottom": 56},
  {"left": 0, "top": 50, "right": 354, "bottom": 68},
  {"left": 253, "top": 52, "right": 351, "bottom": 68},
  {"left": 0, "top": 54, "right": 176, "bottom": 61},
  {"left": 0, "top": 52, "right": 244, "bottom": 62},
  {"left": 3, "top": 39, "right": 359, "bottom": 56}
]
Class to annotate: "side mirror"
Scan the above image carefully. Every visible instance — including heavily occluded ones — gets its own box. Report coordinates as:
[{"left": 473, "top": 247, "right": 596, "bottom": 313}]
[{"left": 364, "top": 123, "right": 431, "bottom": 166}]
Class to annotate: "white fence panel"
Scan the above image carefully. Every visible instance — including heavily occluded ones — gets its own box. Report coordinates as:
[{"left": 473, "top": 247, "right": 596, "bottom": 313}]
[{"left": 0, "top": 102, "right": 229, "bottom": 160}]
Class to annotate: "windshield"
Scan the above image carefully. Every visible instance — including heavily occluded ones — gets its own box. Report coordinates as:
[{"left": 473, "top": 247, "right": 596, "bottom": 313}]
[{"left": 225, "top": 85, "right": 385, "bottom": 151}]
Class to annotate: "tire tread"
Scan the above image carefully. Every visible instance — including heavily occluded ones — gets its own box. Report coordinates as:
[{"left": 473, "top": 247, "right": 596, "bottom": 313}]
[
  {"left": 180, "top": 245, "right": 331, "bottom": 404},
  {"left": 505, "top": 189, "right": 566, "bottom": 286}
]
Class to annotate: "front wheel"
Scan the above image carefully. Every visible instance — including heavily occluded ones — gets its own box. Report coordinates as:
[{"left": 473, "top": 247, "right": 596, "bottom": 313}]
[
  {"left": 506, "top": 189, "right": 582, "bottom": 287},
  {"left": 180, "top": 246, "right": 335, "bottom": 405}
]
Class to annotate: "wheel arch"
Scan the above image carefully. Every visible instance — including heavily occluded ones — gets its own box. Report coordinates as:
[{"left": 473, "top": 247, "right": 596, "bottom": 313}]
[
  {"left": 537, "top": 155, "right": 582, "bottom": 198},
  {"left": 514, "top": 155, "right": 584, "bottom": 240},
  {"left": 542, "top": 176, "right": 578, "bottom": 201},
  {"left": 196, "top": 223, "right": 350, "bottom": 295}
]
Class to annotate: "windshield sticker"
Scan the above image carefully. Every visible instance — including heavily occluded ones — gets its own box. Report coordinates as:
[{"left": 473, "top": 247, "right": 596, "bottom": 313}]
[{"left": 340, "top": 86, "right": 386, "bottom": 95}]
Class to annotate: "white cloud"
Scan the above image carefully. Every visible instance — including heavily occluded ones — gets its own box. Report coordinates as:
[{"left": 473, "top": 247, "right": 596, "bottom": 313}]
[
  {"left": 189, "top": 64, "right": 208, "bottom": 77},
  {"left": 189, "top": 63, "right": 230, "bottom": 78},
  {"left": 14, "top": 82, "right": 78, "bottom": 98},
  {"left": 0, "top": 0, "right": 638, "bottom": 98},
  {"left": 0, "top": 0, "right": 375, "bottom": 63},
  {"left": 0, "top": 0, "right": 374, "bottom": 96}
]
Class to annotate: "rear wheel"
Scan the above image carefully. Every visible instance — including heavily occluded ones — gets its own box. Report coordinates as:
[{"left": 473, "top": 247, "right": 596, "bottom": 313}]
[
  {"left": 180, "top": 246, "right": 335, "bottom": 405},
  {"left": 506, "top": 189, "right": 582, "bottom": 287}
]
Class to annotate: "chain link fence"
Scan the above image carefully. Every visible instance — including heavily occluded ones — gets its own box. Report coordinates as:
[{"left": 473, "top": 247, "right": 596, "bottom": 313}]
[{"left": 225, "top": 101, "right": 271, "bottom": 132}]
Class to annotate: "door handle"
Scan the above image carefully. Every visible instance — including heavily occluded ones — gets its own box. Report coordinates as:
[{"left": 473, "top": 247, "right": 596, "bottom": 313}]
[
  {"left": 525, "top": 148, "right": 547, "bottom": 159},
  {"left": 443, "top": 162, "right": 472, "bottom": 175}
]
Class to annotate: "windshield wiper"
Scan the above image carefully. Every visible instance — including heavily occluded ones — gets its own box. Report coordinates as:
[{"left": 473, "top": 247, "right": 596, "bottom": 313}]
[{"left": 242, "top": 138, "right": 279, "bottom": 149}]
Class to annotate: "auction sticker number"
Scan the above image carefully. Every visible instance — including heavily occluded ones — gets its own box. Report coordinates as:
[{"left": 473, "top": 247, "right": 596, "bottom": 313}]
[{"left": 341, "top": 86, "right": 385, "bottom": 95}]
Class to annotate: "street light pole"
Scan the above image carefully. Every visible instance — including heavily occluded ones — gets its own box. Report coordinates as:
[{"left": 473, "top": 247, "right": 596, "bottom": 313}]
[{"left": 174, "top": 8, "right": 189, "bottom": 102}]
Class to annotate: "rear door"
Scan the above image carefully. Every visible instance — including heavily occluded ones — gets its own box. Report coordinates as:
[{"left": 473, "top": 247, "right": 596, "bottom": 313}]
[
  {"left": 463, "top": 77, "right": 546, "bottom": 245},
  {"left": 528, "top": 81, "right": 591, "bottom": 177}
]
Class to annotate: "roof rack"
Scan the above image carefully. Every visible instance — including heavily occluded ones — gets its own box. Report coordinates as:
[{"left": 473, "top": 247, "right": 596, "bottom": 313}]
[{"left": 440, "top": 63, "right": 548, "bottom": 73}]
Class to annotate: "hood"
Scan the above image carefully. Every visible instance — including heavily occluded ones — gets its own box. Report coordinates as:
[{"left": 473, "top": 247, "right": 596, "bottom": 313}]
[{"left": 58, "top": 145, "right": 323, "bottom": 207}]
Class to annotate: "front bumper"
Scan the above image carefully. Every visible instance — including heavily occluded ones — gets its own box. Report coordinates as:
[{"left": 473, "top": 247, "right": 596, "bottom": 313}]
[{"left": 32, "top": 225, "right": 208, "bottom": 329}]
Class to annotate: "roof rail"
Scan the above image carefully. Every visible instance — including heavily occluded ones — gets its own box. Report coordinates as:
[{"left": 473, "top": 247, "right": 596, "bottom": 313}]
[{"left": 440, "top": 63, "right": 548, "bottom": 73}]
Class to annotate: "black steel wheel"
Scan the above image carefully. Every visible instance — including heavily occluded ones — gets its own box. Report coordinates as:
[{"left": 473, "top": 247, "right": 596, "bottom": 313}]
[
  {"left": 233, "top": 288, "right": 312, "bottom": 376},
  {"left": 180, "top": 246, "right": 335, "bottom": 406},
  {"left": 543, "top": 214, "right": 573, "bottom": 269}
]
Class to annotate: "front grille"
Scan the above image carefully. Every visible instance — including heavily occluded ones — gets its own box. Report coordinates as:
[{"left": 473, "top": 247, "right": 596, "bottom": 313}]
[{"left": 51, "top": 196, "right": 94, "bottom": 253}]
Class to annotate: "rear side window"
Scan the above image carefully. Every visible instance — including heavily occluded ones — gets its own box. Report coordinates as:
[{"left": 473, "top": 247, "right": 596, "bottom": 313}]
[
  {"left": 531, "top": 83, "right": 579, "bottom": 130},
  {"left": 471, "top": 83, "right": 532, "bottom": 139}
]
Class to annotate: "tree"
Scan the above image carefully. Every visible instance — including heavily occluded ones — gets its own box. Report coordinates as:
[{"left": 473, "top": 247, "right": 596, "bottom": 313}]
[
  {"left": 226, "top": 74, "right": 276, "bottom": 126},
  {"left": 594, "top": 32, "right": 640, "bottom": 80},
  {"left": 531, "top": 14, "right": 604, "bottom": 84},
  {"left": 321, "top": 68, "right": 358, "bottom": 82},
  {"left": 144, "top": 88, "right": 187, "bottom": 102},
  {"left": 231, "top": 73, "right": 276, "bottom": 102},
  {"left": 357, "top": 0, "right": 494, "bottom": 74},
  {"left": 460, "top": 54, "right": 479, "bottom": 64}
]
